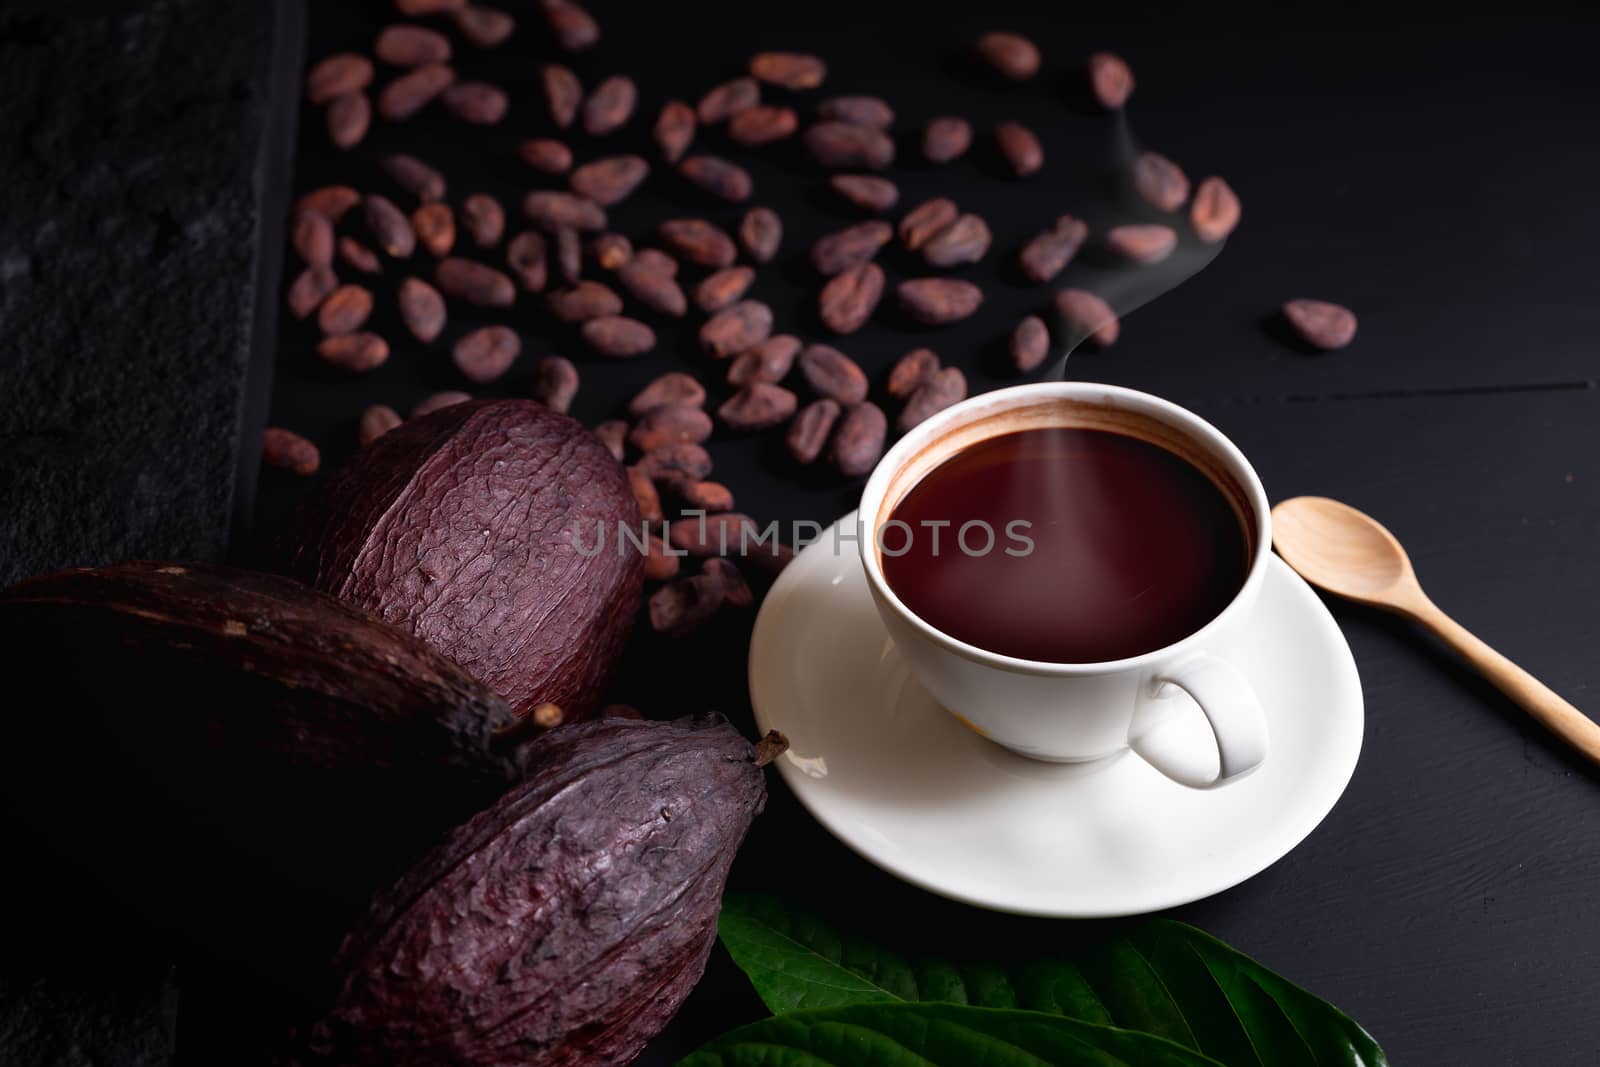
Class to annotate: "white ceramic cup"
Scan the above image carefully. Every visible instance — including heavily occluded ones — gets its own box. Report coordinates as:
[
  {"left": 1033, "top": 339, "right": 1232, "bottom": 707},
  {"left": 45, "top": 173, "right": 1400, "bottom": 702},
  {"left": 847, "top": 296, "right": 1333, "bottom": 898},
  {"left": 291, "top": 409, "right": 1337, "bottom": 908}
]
[{"left": 857, "top": 382, "right": 1271, "bottom": 788}]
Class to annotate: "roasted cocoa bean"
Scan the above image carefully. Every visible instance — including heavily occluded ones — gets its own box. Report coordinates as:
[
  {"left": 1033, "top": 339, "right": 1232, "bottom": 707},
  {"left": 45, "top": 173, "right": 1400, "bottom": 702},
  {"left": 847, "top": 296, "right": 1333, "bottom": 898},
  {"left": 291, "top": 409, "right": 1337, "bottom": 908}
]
[
  {"left": 532, "top": 356, "right": 580, "bottom": 414},
  {"left": 897, "top": 277, "right": 983, "bottom": 324},
  {"left": 319, "top": 284, "right": 375, "bottom": 335},
  {"left": 582, "top": 315, "right": 656, "bottom": 357},
  {"left": 453, "top": 5, "right": 516, "bottom": 47},
  {"left": 1190, "top": 176, "right": 1241, "bottom": 243},
  {"left": 921, "top": 213, "right": 991, "bottom": 267},
  {"left": 1133, "top": 151, "right": 1191, "bottom": 212},
  {"left": 378, "top": 62, "right": 455, "bottom": 121},
  {"left": 922, "top": 116, "right": 972, "bottom": 164},
  {"left": 810, "top": 220, "right": 891, "bottom": 275},
  {"left": 599, "top": 702, "right": 643, "bottom": 719},
  {"left": 798, "top": 344, "right": 868, "bottom": 404},
  {"left": 677, "top": 480, "right": 735, "bottom": 515},
  {"left": 700, "top": 300, "right": 773, "bottom": 357},
  {"left": 643, "top": 536, "right": 680, "bottom": 581},
  {"left": 542, "top": 64, "right": 582, "bottom": 128},
  {"left": 668, "top": 512, "right": 758, "bottom": 556},
  {"left": 695, "top": 266, "right": 756, "bottom": 313},
  {"left": 649, "top": 575, "right": 723, "bottom": 635},
  {"left": 308, "top": 53, "right": 374, "bottom": 104},
  {"left": 382, "top": 153, "right": 447, "bottom": 203},
  {"left": 319, "top": 332, "right": 391, "bottom": 374},
  {"left": 830, "top": 401, "right": 887, "bottom": 477},
  {"left": 412, "top": 202, "right": 457, "bottom": 257},
  {"left": 547, "top": 280, "right": 623, "bottom": 322},
  {"left": 542, "top": 0, "right": 599, "bottom": 50},
  {"left": 1105, "top": 223, "right": 1177, "bottom": 264},
  {"left": 359, "top": 404, "right": 403, "bottom": 447},
  {"left": 1282, "top": 299, "right": 1358, "bottom": 350},
  {"left": 294, "top": 210, "right": 334, "bottom": 266},
  {"left": 297, "top": 185, "right": 361, "bottom": 223},
  {"left": 653, "top": 99, "right": 696, "bottom": 163},
  {"left": 898, "top": 197, "right": 959, "bottom": 252},
  {"left": 365, "top": 195, "right": 417, "bottom": 258},
  {"left": 632, "top": 247, "right": 678, "bottom": 276},
  {"left": 628, "top": 466, "right": 663, "bottom": 522},
  {"left": 589, "top": 232, "right": 632, "bottom": 270},
  {"left": 831, "top": 174, "right": 898, "bottom": 213},
  {"left": 263, "top": 427, "right": 321, "bottom": 475},
  {"left": 523, "top": 190, "right": 606, "bottom": 232},
  {"left": 785, "top": 397, "right": 840, "bottom": 464},
  {"left": 679, "top": 155, "right": 753, "bottom": 202},
  {"left": 593, "top": 419, "right": 628, "bottom": 462},
  {"left": 739, "top": 207, "right": 782, "bottom": 263},
  {"left": 1011, "top": 314, "right": 1050, "bottom": 371},
  {"left": 396, "top": 0, "right": 466, "bottom": 17},
  {"left": 398, "top": 278, "right": 447, "bottom": 342},
  {"left": 554, "top": 227, "right": 582, "bottom": 284},
  {"left": 749, "top": 51, "right": 827, "bottom": 89},
  {"left": 697, "top": 77, "right": 759, "bottom": 124},
  {"left": 630, "top": 372, "right": 706, "bottom": 415},
  {"left": 436, "top": 258, "right": 515, "bottom": 307},
  {"left": 1019, "top": 214, "right": 1088, "bottom": 283},
  {"left": 288, "top": 265, "right": 338, "bottom": 319},
  {"left": 570, "top": 155, "right": 650, "bottom": 206},
  {"left": 412, "top": 391, "right": 472, "bottom": 418},
  {"left": 327, "top": 92, "right": 371, "bottom": 150},
  {"left": 375, "top": 26, "right": 450, "bottom": 67},
  {"left": 727, "top": 106, "right": 797, "bottom": 147},
  {"left": 452, "top": 326, "right": 521, "bottom": 383},
  {"left": 994, "top": 121, "right": 1043, "bottom": 176},
  {"left": 818, "top": 95, "right": 893, "bottom": 128},
  {"left": 727, "top": 334, "right": 800, "bottom": 386},
  {"left": 443, "top": 81, "right": 508, "bottom": 124},
  {"left": 339, "top": 237, "right": 381, "bottom": 274},
  {"left": 460, "top": 195, "right": 504, "bottom": 247},
  {"left": 886, "top": 347, "right": 940, "bottom": 398},
  {"left": 819, "top": 262, "right": 884, "bottom": 335},
  {"left": 520, "top": 137, "right": 573, "bottom": 174},
  {"left": 975, "top": 31, "right": 1040, "bottom": 80},
  {"left": 1055, "top": 288, "right": 1120, "bottom": 347},
  {"left": 898, "top": 366, "right": 968, "bottom": 431},
  {"left": 659, "top": 218, "right": 736, "bottom": 268},
  {"left": 1088, "top": 51, "right": 1134, "bottom": 110},
  {"left": 630, "top": 405, "right": 713, "bottom": 451},
  {"left": 506, "top": 231, "right": 548, "bottom": 292},
  {"left": 584, "top": 75, "right": 636, "bottom": 136},
  {"left": 637, "top": 442, "right": 712, "bottom": 482},
  {"left": 718, "top": 383, "right": 796, "bottom": 430},
  {"left": 701, "top": 557, "right": 752, "bottom": 607},
  {"left": 804, "top": 121, "right": 894, "bottom": 169},
  {"left": 618, "top": 261, "right": 688, "bottom": 316}
]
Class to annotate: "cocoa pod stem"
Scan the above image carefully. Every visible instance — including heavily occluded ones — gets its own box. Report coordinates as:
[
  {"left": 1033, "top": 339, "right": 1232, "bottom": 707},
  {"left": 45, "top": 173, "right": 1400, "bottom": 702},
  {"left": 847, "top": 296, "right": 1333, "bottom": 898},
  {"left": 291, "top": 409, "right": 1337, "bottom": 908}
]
[{"left": 753, "top": 729, "right": 790, "bottom": 767}]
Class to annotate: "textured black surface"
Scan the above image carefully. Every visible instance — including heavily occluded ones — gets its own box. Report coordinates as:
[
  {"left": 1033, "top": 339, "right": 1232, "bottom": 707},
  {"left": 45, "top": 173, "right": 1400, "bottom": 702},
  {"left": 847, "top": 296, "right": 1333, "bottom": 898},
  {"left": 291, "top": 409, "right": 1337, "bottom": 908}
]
[{"left": 0, "top": 960, "right": 179, "bottom": 1067}]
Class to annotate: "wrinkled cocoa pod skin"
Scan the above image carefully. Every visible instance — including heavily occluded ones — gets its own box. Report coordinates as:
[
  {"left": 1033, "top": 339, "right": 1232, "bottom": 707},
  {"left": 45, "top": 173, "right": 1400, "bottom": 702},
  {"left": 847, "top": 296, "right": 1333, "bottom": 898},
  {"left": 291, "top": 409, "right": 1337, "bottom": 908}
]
[
  {"left": 309, "top": 715, "right": 770, "bottom": 1067},
  {"left": 282, "top": 400, "right": 642, "bottom": 722}
]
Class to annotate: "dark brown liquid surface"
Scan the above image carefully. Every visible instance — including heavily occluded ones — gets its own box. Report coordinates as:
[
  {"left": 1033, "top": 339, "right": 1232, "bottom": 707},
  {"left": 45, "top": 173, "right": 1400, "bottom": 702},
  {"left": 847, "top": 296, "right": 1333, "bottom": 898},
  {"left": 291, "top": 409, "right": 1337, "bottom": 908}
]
[{"left": 882, "top": 427, "right": 1249, "bottom": 662}]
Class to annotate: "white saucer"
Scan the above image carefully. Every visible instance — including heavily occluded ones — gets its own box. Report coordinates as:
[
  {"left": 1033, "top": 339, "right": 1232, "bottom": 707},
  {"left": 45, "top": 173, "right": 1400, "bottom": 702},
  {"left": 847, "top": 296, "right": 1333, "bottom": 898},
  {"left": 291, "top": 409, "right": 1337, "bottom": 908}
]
[{"left": 749, "top": 512, "right": 1364, "bottom": 918}]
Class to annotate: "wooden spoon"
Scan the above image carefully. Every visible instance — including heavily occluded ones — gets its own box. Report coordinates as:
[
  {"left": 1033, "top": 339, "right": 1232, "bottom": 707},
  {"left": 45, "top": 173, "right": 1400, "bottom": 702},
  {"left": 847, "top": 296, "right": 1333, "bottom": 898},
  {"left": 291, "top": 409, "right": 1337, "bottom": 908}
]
[{"left": 1272, "top": 495, "right": 1600, "bottom": 764}]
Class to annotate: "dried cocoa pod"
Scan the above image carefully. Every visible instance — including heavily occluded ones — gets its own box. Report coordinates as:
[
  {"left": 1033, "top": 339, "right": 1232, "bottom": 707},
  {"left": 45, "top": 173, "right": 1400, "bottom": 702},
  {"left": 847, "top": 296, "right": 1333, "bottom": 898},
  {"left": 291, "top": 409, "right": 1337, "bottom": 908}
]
[
  {"left": 582, "top": 315, "right": 656, "bottom": 357},
  {"left": 288, "top": 265, "right": 338, "bottom": 319},
  {"left": 739, "top": 207, "right": 782, "bottom": 263},
  {"left": 676, "top": 480, "right": 735, "bottom": 514},
  {"left": 297, "top": 185, "right": 361, "bottom": 223},
  {"left": 898, "top": 197, "right": 959, "bottom": 252},
  {"left": 547, "top": 280, "right": 623, "bottom": 322},
  {"left": 1019, "top": 215, "right": 1088, "bottom": 283},
  {"left": 453, "top": 5, "right": 515, "bottom": 47},
  {"left": 818, "top": 95, "right": 894, "bottom": 128},
  {"left": 702, "top": 557, "right": 753, "bottom": 607},
  {"left": 1088, "top": 51, "right": 1134, "bottom": 110},
  {"left": 718, "top": 382, "right": 796, "bottom": 430},
  {"left": 811, "top": 220, "right": 891, "bottom": 275},
  {"left": 360, "top": 404, "right": 403, "bottom": 447},
  {"left": 542, "top": 64, "right": 582, "bottom": 128},
  {"left": 318, "top": 284, "right": 375, "bottom": 336},
  {"left": 659, "top": 218, "right": 737, "bottom": 268},
  {"left": 898, "top": 366, "right": 968, "bottom": 431},
  {"left": 643, "top": 536, "right": 680, "bottom": 581},
  {"left": 897, "top": 277, "right": 982, "bottom": 325},
  {"left": 593, "top": 419, "right": 628, "bottom": 462},
  {"left": 327, "top": 93, "right": 371, "bottom": 150},
  {"left": 263, "top": 428, "right": 321, "bottom": 475},
  {"left": 619, "top": 260, "right": 689, "bottom": 316},
  {"left": 750, "top": 51, "right": 826, "bottom": 89},
  {"left": 375, "top": 26, "right": 450, "bottom": 67},
  {"left": 668, "top": 513, "right": 758, "bottom": 557},
  {"left": 339, "top": 238, "right": 381, "bottom": 274},
  {"left": 630, "top": 405, "right": 713, "bottom": 451},
  {"left": 1133, "top": 151, "right": 1190, "bottom": 212},
  {"left": 284, "top": 400, "right": 642, "bottom": 721},
  {"left": 378, "top": 62, "right": 455, "bottom": 121},
  {"left": 696, "top": 266, "right": 756, "bottom": 313},
  {"left": 452, "top": 326, "right": 521, "bottom": 383},
  {"left": 637, "top": 442, "right": 712, "bottom": 482},
  {"left": 584, "top": 75, "right": 636, "bottom": 136},
  {"left": 1011, "top": 315, "right": 1050, "bottom": 372},
  {"left": 922, "top": 213, "right": 991, "bottom": 267},
  {"left": 975, "top": 31, "right": 1040, "bottom": 79},
  {"left": 680, "top": 154, "right": 753, "bottom": 202},
  {"left": 697, "top": 77, "right": 760, "bottom": 124},
  {"left": 412, "top": 391, "right": 472, "bottom": 418},
  {"left": 542, "top": 0, "right": 600, "bottom": 52},
  {"left": 1105, "top": 223, "right": 1177, "bottom": 264},
  {"left": 307, "top": 53, "right": 374, "bottom": 104},
  {"left": 1191, "top": 176, "right": 1241, "bottom": 243},
  {"left": 532, "top": 356, "right": 580, "bottom": 415},
  {"left": 520, "top": 137, "right": 572, "bottom": 174},
  {"left": 628, "top": 466, "right": 664, "bottom": 522},
  {"left": 786, "top": 397, "right": 840, "bottom": 465},
  {"left": 994, "top": 121, "right": 1043, "bottom": 176},
  {"left": 654, "top": 99, "right": 696, "bottom": 163},
  {"left": 831, "top": 401, "right": 888, "bottom": 477},
  {"left": 819, "top": 263, "right": 884, "bottom": 335},
  {"left": 649, "top": 576, "right": 724, "bottom": 635},
  {"left": 319, "top": 332, "right": 391, "bottom": 374},
  {"left": 632, "top": 247, "right": 679, "bottom": 276},
  {"left": 589, "top": 232, "right": 633, "bottom": 270},
  {"left": 506, "top": 231, "right": 548, "bottom": 292},
  {"left": 1282, "top": 299, "right": 1358, "bottom": 350},
  {"left": 436, "top": 258, "right": 516, "bottom": 307},
  {"left": 798, "top": 344, "right": 869, "bottom": 405},
  {"left": 886, "top": 347, "right": 940, "bottom": 398},
  {"left": 554, "top": 227, "right": 582, "bottom": 285},
  {"left": 701, "top": 299, "right": 773, "bottom": 357},
  {"left": 804, "top": 121, "right": 894, "bottom": 169},
  {"left": 922, "top": 117, "right": 972, "bottom": 164},
  {"left": 570, "top": 154, "right": 650, "bottom": 206},
  {"left": 399, "top": 278, "right": 447, "bottom": 342},
  {"left": 727, "top": 105, "right": 798, "bottom": 147},
  {"left": 630, "top": 372, "right": 706, "bottom": 415},
  {"left": 728, "top": 334, "right": 800, "bottom": 386},
  {"left": 443, "top": 81, "right": 508, "bottom": 124},
  {"left": 1055, "top": 288, "right": 1120, "bottom": 347},
  {"left": 382, "top": 153, "right": 447, "bottom": 203},
  {"left": 412, "top": 202, "right": 457, "bottom": 257},
  {"left": 460, "top": 194, "right": 505, "bottom": 248},
  {"left": 365, "top": 194, "right": 416, "bottom": 258},
  {"left": 523, "top": 190, "right": 606, "bottom": 232},
  {"left": 831, "top": 174, "right": 898, "bottom": 213}
]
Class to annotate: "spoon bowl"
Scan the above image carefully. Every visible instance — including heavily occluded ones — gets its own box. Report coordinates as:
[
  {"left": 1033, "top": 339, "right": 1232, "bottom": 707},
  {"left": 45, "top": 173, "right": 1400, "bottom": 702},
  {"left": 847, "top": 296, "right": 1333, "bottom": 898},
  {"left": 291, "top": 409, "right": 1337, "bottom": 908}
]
[{"left": 1271, "top": 496, "right": 1419, "bottom": 607}]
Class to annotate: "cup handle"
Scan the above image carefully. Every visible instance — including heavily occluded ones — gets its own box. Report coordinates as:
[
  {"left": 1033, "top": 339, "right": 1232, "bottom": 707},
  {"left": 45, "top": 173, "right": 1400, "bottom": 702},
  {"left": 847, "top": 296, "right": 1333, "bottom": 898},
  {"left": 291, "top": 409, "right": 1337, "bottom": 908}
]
[{"left": 1130, "top": 655, "right": 1268, "bottom": 789}]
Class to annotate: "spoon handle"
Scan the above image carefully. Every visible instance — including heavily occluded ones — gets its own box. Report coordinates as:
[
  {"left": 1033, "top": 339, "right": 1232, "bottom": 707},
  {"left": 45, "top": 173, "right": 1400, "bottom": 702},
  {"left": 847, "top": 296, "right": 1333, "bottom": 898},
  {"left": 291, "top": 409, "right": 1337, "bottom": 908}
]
[{"left": 1410, "top": 597, "right": 1600, "bottom": 764}]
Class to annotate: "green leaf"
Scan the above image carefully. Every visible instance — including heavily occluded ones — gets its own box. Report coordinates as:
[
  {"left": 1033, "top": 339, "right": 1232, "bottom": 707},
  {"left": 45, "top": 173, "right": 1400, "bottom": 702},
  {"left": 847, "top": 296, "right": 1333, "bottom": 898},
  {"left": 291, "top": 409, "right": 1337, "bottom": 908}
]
[
  {"left": 716, "top": 896, "right": 1386, "bottom": 1067},
  {"left": 677, "top": 1002, "right": 1226, "bottom": 1066}
]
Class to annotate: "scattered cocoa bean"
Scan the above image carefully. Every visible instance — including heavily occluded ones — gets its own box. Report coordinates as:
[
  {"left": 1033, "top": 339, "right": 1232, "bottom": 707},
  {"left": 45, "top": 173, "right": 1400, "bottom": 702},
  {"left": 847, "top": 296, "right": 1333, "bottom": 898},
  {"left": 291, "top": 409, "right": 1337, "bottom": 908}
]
[
  {"left": 598, "top": 702, "right": 643, "bottom": 719},
  {"left": 460, "top": 195, "right": 504, "bottom": 247},
  {"left": 922, "top": 213, "right": 991, "bottom": 267},
  {"left": 547, "top": 280, "right": 623, "bottom": 322},
  {"left": 1055, "top": 288, "right": 1119, "bottom": 347},
  {"left": 718, "top": 383, "right": 796, "bottom": 430},
  {"left": 648, "top": 575, "right": 723, "bottom": 635},
  {"left": 628, "top": 466, "right": 663, "bottom": 522},
  {"left": 584, "top": 75, "right": 636, "bottom": 136},
  {"left": 898, "top": 367, "right": 967, "bottom": 431},
  {"left": 811, "top": 220, "right": 892, "bottom": 275},
  {"left": 523, "top": 191, "right": 606, "bottom": 232},
  {"left": 1019, "top": 215, "right": 1088, "bottom": 283},
  {"left": 667, "top": 513, "right": 757, "bottom": 556},
  {"left": 727, "top": 335, "right": 800, "bottom": 386},
  {"left": 288, "top": 265, "right": 338, "bottom": 319},
  {"left": 382, "top": 153, "right": 447, "bottom": 203},
  {"left": 554, "top": 227, "right": 582, "bottom": 284},
  {"left": 975, "top": 31, "right": 1040, "bottom": 80},
  {"left": 294, "top": 211, "right": 334, "bottom": 266},
  {"left": 819, "top": 263, "right": 884, "bottom": 335},
  {"left": 659, "top": 219, "right": 736, "bottom": 268},
  {"left": 411, "top": 391, "right": 471, "bottom": 418},
  {"left": 695, "top": 266, "right": 756, "bottom": 313},
  {"left": 697, "top": 77, "right": 759, "bottom": 124},
  {"left": 339, "top": 237, "right": 381, "bottom": 274},
  {"left": 318, "top": 332, "right": 391, "bottom": 374},
  {"left": 629, "top": 372, "right": 706, "bottom": 415},
  {"left": 898, "top": 197, "right": 959, "bottom": 251},
  {"left": 326, "top": 92, "right": 371, "bottom": 150},
  {"left": 1089, "top": 51, "right": 1135, "bottom": 110},
  {"left": 727, "top": 106, "right": 797, "bottom": 147},
  {"left": 582, "top": 316, "right": 656, "bottom": 357},
  {"left": 1011, "top": 315, "right": 1050, "bottom": 372},
  {"left": 532, "top": 356, "right": 580, "bottom": 414},
  {"left": 589, "top": 232, "right": 632, "bottom": 270},
  {"left": 804, "top": 121, "right": 894, "bottom": 169},
  {"left": 749, "top": 51, "right": 827, "bottom": 90},
  {"left": 653, "top": 99, "right": 696, "bottom": 164},
  {"left": 618, "top": 260, "right": 688, "bottom": 316},
  {"left": 739, "top": 207, "right": 782, "bottom": 263},
  {"left": 700, "top": 300, "right": 772, "bottom": 357},
  {"left": 262, "top": 428, "right": 320, "bottom": 475},
  {"left": 378, "top": 62, "right": 455, "bottom": 121},
  {"left": 542, "top": 0, "right": 599, "bottom": 52},
  {"left": 307, "top": 53, "right": 374, "bottom": 104},
  {"left": 365, "top": 195, "right": 417, "bottom": 258},
  {"left": 818, "top": 95, "right": 893, "bottom": 128},
  {"left": 453, "top": 5, "right": 515, "bottom": 48},
  {"left": 570, "top": 155, "right": 650, "bottom": 206},
  {"left": 643, "top": 537, "right": 680, "bottom": 581},
  {"left": 452, "top": 326, "right": 521, "bottom": 383},
  {"left": 994, "top": 121, "right": 1043, "bottom": 176},
  {"left": 630, "top": 405, "right": 713, "bottom": 451},
  {"left": 631, "top": 248, "right": 679, "bottom": 276},
  {"left": 506, "top": 231, "right": 548, "bottom": 292},
  {"left": 786, "top": 398, "right": 840, "bottom": 465},
  {"left": 359, "top": 404, "right": 403, "bottom": 447},
  {"left": 831, "top": 174, "right": 898, "bottom": 213},
  {"left": 443, "top": 81, "right": 508, "bottom": 124},
  {"left": 897, "top": 277, "right": 983, "bottom": 324},
  {"left": 412, "top": 202, "right": 456, "bottom": 257},
  {"left": 679, "top": 155, "right": 752, "bottom": 202},
  {"left": 1105, "top": 223, "right": 1177, "bottom": 264},
  {"left": 297, "top": 186, "right": 360, "bottom": 222},
  {"left": 701, "top": 557, "right": 752, "bottom": 607},
  {"left": 398, "top": 278, "right": 447, "bottom": 342},
  {"left": 375, "top": 26, "right": 450, "bottom": 67},
  {"left": 830, "top": 401, "right": 887, "bottom": 477},
  {"left": 395, "top": 0, "right": 465, "bottom": 16},
  {"left": 1133, "top": 151, "right": 1190, "bottom": 212},
  {"left": 436, "top": 258, "right": 515, "bottom": 307},
  {"left": 798, "top": 344, "right": 868, "bottom": 404},
  {"left": 886, "top": 347, "right": 940, "bottom": 398},
  {"left": 520, "top": 138, "right": 573, "bottom": 175},
  {"left": 593, "top": 420, "right": 628, "bottom": 462},
  {"left": 318, "top": 284, "right": 374, "bottom": 335},
  {"left": 922, "top": 117, "right": 972, "bottom": 164},
  {"left": 1282, "top": 299, "right": 1358, "bottom": 350},
  {"left": 1190, "top": 176, "right": 1241, "bottom": 243},
  {"left": 677, "top": 481, "right": 735, "bottom": 514},
  {"left": 542, "top": 65, "right": 582, "bottom": 128},
  {"left": 637, "top": 443, "right": 712, "bottom": 482}
]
